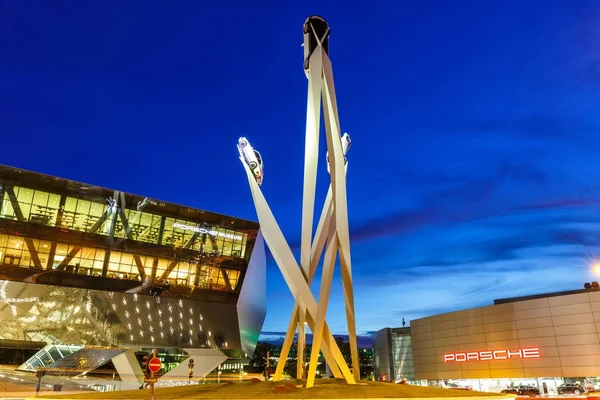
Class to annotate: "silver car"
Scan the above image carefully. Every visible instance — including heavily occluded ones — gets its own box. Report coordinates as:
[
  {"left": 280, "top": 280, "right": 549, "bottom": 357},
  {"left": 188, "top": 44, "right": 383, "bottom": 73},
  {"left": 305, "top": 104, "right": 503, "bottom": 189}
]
[
  {"left": 237, "top": 137, "right": 264, "bottom": 186},
  {"left": 326, "top": 132, "right": 352, "bottom": 173}
]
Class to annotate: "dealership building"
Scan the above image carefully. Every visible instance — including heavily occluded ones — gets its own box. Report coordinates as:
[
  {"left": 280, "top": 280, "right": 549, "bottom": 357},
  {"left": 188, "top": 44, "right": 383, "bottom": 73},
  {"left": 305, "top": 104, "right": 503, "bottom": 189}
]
[
  {"left": 0, "top": 164, "right": 266, "bottom": 389},
  {"left": 374, "top": 287, "right": 600, "bottom": 393}
]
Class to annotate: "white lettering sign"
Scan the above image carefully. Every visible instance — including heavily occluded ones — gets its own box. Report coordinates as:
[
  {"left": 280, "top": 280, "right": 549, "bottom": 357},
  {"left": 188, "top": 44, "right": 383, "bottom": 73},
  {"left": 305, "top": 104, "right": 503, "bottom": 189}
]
[
  {"left": 444, "top": 347, "right": 541, "bottom": 363},
  {"left": 173, "top": 222, "right": 242, "bottom": 241}
]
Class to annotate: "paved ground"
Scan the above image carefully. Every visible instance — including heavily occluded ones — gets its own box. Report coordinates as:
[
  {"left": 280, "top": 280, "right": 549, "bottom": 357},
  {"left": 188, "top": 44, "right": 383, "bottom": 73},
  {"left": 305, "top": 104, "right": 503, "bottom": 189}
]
[
  {"left": 0, "top": 365, "right": 112, "bottom": 399},
  {"left": 28, "top": 379, "right": 511, "bottom": 399}
]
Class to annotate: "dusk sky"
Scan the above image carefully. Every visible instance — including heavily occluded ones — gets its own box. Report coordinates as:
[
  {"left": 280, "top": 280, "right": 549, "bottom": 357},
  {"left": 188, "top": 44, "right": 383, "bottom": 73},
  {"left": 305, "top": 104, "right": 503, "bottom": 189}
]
[{"left": 3, "top": 1, "right": 600, "bottom": 336}]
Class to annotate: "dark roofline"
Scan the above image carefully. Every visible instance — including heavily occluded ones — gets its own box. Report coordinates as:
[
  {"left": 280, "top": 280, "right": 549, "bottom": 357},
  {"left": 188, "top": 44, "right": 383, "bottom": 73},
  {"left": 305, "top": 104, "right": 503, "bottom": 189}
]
[
  {"left": 494, "top": 287, "right": 600, "bottom": 305},
  {"left": 0, "top": 163, "right": 258, "bottom": 226},
  {"left": 373, "top": 327, "right": 411, "bottom": 336}
]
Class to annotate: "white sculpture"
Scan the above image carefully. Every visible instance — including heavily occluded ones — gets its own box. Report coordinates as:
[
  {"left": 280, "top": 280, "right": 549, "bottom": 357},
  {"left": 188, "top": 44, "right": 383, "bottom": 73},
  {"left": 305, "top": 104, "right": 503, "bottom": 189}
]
[{"left": 238, "top": 15, "right": 359, "bottom": 388}]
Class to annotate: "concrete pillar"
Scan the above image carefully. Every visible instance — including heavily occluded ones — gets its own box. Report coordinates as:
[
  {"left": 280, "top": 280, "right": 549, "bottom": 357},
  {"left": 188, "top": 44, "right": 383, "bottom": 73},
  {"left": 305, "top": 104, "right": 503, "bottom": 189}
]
[{"left": 111, "top": 348, "right": 144, "bottom": 390}]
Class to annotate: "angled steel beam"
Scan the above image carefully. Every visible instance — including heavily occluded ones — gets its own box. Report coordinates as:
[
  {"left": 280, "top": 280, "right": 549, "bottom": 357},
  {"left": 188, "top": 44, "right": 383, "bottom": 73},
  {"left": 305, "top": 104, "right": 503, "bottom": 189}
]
[
  {"left": 240, "top": 158, "right": 355, "bottom": 384},
  {"left": 5, "top": 186, "right": 25, "bottom": 222},
  {"left": 273, "top": 174, "right": 343, "bottom": 381},
  {"left": 56, "top": 246, "right": 82, "bottom": 269},
  {"left": 133, "top": 255, "right": 146, "bottom": 280},
  {"left": 321, "top": 52, "right": 360, "bottom": 381},
  {"left": 297, "top": 33, "right": 325, "bottom": 377},
  {"left": 24, "top": 238, "right": 43, "bottom": 270},
  {"left": 306, "top": 203, "right": 338, "bottom": 387},
  {"left": 159, "top": 233, "right": 199, "bottom": 281}
]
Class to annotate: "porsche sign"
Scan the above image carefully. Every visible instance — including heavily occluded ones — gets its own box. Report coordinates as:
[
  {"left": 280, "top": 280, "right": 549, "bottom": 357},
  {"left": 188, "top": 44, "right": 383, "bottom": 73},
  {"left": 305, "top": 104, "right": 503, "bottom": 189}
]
[{"left": 444, "top": 347, "right": 540, "bottom": 363}]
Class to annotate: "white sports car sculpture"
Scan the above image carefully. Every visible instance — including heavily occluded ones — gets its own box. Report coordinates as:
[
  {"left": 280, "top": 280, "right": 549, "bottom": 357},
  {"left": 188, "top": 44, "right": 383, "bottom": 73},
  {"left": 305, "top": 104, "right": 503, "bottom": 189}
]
[
  {"left": 237, "top": 137, "right": 264, "bottom": 186},
  {"left": 326, "top": 132, "right": 351, "bottom": 173}
]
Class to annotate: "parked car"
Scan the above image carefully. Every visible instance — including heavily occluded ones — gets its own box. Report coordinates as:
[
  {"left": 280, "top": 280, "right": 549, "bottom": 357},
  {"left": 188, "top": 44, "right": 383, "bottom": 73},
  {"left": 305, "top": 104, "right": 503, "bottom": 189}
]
[
  {"left": 559, "top": 384, "right": 586, "bottom": 395},
  {"left": 237, "top": 137, "right": 264, "bottom": 186},
  {"left": 446, "top": 383, "right": 472, "bottom": 391},
  {"left": 501, "top": 385, "right": 540, "bottom": 397}
]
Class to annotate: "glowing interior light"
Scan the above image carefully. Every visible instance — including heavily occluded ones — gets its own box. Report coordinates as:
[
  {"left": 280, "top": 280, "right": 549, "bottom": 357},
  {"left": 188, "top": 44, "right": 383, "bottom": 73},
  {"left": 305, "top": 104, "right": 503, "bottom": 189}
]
[
  {"left": 173, "top": 222, "right": 242, "bottom": 240},
  {"left": 444, "top": 347, "right": 541, "bottom": 363}
]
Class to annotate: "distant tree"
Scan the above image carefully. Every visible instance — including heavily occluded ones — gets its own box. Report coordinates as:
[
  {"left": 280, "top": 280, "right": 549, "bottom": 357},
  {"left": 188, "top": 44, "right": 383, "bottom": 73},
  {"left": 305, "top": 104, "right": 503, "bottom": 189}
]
[
  {"left": 249, "top": 342, "right": 275, "bottom": 370},
  {"left": 331, "top": 337, "right": 374, "bottom": 380}
]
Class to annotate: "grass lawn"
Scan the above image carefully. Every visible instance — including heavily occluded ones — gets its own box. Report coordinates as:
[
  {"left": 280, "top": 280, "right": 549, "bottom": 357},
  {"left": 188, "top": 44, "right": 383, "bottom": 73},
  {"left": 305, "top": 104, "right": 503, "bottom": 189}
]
[{"left": 37, "top": 379, "right": 511, "bottom": 399}]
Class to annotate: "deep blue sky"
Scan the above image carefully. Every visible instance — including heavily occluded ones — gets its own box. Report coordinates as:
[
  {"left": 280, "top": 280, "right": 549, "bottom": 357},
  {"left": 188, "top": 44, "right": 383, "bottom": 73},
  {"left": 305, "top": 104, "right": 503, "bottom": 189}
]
[{"left": 3, "top": 1, "right": 600, "bottom": 335}]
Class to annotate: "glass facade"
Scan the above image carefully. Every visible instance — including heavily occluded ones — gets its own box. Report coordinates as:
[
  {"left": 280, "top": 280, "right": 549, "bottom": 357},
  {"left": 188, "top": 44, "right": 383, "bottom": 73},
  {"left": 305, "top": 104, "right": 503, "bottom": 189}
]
[
  {"left": 390, "top": 328, "right": 414, "bottom": 381},
  {"left": 19, "top": 343, "right": 84, "bottom": 372},
  {"left": 0, "top": 165, "right": 258, "bottom": 300},
  {"left": 372, "top": 327, "right": 415, "bottom": 382},
  {"left": 0, "top": 164, "right": 267, "bottom": 387}
]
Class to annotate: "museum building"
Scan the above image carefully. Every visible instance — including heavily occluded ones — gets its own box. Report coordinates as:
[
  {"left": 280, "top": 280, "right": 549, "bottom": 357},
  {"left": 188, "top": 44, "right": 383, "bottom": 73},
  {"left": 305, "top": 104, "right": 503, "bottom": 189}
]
[{"left": 0, "top": 164, "right": 266, "bottom": 388}]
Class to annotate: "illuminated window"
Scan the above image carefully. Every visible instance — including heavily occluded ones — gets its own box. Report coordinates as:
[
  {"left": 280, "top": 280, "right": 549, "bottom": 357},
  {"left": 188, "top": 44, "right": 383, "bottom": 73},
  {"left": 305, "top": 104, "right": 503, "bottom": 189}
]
[
  {"left": 120, "top": 209, "right": 161, "bottom": 244},
  {"left": 156, "top": 259, "right": 168, "bottom": 280},
  {"left": 227, "top": 269, "right": 241, "bottom": 290},
  {"left": 16, "top": 187, "right": 34, "bottom": 221},
  {"left": 30, "top": 190, "right": 60, "bottom": 226},
  {"left": 36, "top": 240, "right": 52, "bottom": 269},
  {"left": 0, "top": 192, "right": 13, "bottom": 220},
  {"left": 0, "top": 234, "right": 23, "bottom": 267},
  {"left": 62, "top": 197, "right": 107, "bottom": 234},
  {"left": 76, "top": 247, "right": 103, "bottom": 276}
]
